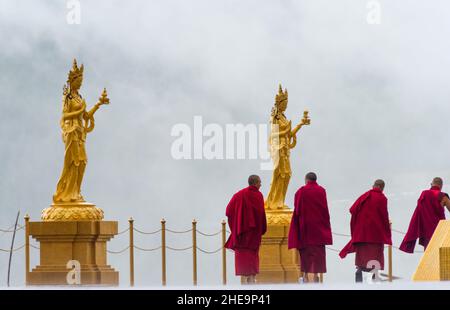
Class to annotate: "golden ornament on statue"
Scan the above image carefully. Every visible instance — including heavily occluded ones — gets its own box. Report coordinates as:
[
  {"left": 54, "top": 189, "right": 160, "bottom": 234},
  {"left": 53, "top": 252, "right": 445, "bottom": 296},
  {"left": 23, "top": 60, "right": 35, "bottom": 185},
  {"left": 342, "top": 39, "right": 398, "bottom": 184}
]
[{"left": 99, "top": 88, "right": 110, "bottom": 105}]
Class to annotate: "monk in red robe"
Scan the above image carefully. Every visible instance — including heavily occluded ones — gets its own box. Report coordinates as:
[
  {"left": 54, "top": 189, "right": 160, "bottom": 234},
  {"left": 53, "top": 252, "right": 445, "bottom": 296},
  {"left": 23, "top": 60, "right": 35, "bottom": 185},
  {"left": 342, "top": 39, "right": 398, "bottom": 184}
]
[
  {"left": 225, "top": 175, "right": 267, "bottom": 284},
  {"left": 288, "top": 172, "right": 332, "bottom": 283},
  {"left": 400, "top": 177, "right": 450, "bottom": 253},
  {"left": 339, "top": 179, "right": 392, "bottom": 283}
]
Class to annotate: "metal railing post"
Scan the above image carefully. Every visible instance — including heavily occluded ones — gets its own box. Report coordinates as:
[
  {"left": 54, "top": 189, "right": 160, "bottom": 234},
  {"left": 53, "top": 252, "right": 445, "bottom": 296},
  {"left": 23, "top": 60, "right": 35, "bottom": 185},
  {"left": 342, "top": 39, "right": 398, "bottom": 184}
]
[
  {"left": 161, "top": 218, "right": 166, "bottom": 286},
  {"left": 129, "top": 217, "right": 134, "bottom": 287},
  {"left": 221, "top": 220, "right": 227, "bottom": 285},
  {"left": 24, "top": 214, "right": 30, "bottom": 286},
  {"left": 388, "top": 221, "right": 393, "bottom": 282},
  {"left": 192, "top": 219, "right": 197, "bottom": 286}
]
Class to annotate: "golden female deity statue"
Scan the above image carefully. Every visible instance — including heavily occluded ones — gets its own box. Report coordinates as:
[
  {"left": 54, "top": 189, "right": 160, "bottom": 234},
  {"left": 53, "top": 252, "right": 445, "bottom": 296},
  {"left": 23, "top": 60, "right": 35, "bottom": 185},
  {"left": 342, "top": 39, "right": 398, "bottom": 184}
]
[
  {"left": 41, "top": 59, "right": 109, "bottom": 221},
  {"left": 265, "top": 85, "right": 310, "bottom": 211}
]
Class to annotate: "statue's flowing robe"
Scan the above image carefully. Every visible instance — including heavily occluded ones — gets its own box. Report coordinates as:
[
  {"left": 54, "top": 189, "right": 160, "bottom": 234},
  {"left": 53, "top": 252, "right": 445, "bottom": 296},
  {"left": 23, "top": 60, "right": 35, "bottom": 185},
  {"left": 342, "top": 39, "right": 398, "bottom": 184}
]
[
  {"left": 339, "top": 188, "right": 391, "bottom": 270},
  {"left": 288, "top": 181, "right": 332, "bottom": 273},
  {"left": 225, "top": 186, "right": 267, "bottom": 276},
  {"left": 53, "top": 95, "right": 88, "bottom": 202},
  {"left": 265, "top": 114, "right": 292, "bottom": 210}
]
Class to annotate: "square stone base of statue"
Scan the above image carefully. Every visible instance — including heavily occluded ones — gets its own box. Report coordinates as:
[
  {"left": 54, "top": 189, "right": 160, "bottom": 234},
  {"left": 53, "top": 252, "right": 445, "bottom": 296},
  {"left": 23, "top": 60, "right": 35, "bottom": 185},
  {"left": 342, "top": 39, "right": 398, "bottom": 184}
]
[
  {"left": 257, "top": 210, "right": 301, "bottom": 283},
  {"left": 28, "top": 220, "right": 119, "bottom": 286}
]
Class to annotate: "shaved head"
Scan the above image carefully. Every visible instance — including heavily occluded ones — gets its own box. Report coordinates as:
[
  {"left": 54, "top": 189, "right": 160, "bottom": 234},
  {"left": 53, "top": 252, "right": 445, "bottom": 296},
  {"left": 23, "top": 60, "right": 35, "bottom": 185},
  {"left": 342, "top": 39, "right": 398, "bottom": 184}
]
[
  {"left": 373, "top": 179, "right": 385, "bottom": 191},
  {"left": 432, "top": 177, "right": 443, "bottom": 188},
  {"left": 305, "top": 172, "right": 317, "bottom": 182},
  {"left": 248, "top": 175, "right": 261, "bottom": 187}
]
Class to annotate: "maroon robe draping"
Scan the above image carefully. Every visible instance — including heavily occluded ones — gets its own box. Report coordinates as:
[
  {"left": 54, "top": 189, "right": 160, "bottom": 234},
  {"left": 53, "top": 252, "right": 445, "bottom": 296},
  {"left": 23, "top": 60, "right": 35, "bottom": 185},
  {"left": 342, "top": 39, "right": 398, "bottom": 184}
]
[
  {"left": 300, "top": 245, "right": 327, "bottom": 273},
  {"left": 399, "top": 186, "right": 447, "bottom": 253},
  {"left": 234, "top": 249, "right": 259, "bottom": 276},
  {"left": 355, "top": 243, "right": 385, "bottom": 270},
  {"left": 339, "top": 188, "right": 392, "bottom": 266},
  {"left": 225, "top": 185, "right": 267, "bottom": 276},
  {"left": 288, "top": 181, "right": 332, "bottom": 273}
]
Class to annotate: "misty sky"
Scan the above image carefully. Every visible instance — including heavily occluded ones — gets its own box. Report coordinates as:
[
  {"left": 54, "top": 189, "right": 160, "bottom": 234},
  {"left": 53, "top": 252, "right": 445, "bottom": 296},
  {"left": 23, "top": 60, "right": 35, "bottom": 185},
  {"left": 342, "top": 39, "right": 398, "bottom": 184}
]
[{"left": 1, "top": 0, "right": 450, "bottom": 287}]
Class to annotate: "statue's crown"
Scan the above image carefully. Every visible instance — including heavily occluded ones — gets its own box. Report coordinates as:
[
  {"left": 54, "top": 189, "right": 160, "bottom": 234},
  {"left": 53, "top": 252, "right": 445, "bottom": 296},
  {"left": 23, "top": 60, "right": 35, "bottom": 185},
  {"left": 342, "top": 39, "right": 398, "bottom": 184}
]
[
  {"left": 275, "top": 84, "right": 288, "bottom": 105},
  {"left": 67, "top": 59, "right": 84, "bottom": 84}
]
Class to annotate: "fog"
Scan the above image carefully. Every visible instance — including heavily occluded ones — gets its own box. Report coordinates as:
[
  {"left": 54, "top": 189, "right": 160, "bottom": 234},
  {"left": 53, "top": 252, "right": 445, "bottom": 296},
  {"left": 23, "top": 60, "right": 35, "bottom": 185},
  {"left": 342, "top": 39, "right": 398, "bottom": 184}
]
[{"left": 1, "top": 0, "right": 450, "bottom": 287}]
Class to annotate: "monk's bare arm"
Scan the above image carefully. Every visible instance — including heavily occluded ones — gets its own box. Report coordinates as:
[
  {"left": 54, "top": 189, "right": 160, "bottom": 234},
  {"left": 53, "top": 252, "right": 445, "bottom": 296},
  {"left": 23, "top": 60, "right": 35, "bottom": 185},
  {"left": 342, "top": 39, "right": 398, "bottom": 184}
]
[{"left": 442, "top": 195, "right": 450, "bottom": 212}]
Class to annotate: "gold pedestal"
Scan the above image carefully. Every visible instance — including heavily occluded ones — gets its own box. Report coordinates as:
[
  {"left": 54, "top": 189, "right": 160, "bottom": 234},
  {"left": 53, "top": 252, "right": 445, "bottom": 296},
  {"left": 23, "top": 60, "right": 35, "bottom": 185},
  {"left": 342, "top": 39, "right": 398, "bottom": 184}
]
[
  {"left": 41, "top": 202, "right": 104, "bottom": 221},
  {"left": 257, "top": 209, "right": 300, "bottom": 283},
  {"left": 28, "top": 220, "right": 119, "bottom": 285}
]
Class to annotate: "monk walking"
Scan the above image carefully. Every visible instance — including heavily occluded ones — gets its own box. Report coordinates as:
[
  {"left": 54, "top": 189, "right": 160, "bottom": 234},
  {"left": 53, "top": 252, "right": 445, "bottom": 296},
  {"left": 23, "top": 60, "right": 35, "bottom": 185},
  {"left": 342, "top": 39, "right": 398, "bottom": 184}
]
[
  {"left": 288, "top": 172, "right": 332, "bottom": 283},
  {"left": 400, "top": 177, "right": 450, "bottom": 253},
  {"left": 225, "top": 175, "right": 267, "bottom": 284},
  {"left": 339, "top": 179, "right": 392, "bottom": 283}
]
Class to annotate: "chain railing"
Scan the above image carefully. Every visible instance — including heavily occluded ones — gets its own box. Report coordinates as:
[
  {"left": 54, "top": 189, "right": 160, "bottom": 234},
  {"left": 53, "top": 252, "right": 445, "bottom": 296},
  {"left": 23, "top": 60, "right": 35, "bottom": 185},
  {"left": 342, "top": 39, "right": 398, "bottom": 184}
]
[
  {"left": 107, "top": 245, "right": 130, "bottom": 254},
  {"left": 1, "top": 214, "right": 38, "bottom": 286},
  {"left": 0, "top": 226, "right": 24, "bottom": 233},
  {"left": 106, "top": 219, "right": 412, "bottom": 286},
  {"left": 0, "top": 214, "right": 436, "bottom": 287},
  {"left": 101, "top": 217, "right": 229, "bottom": 286},
  {"left": 0, "top": 245, "right": 25, "bottom": 253}
]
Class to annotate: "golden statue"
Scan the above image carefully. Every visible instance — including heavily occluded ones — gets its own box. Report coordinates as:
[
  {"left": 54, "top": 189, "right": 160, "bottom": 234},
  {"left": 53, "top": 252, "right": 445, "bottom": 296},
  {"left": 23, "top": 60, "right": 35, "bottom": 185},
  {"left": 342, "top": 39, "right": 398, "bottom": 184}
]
[
  {"left": 42, "top": 59, "right": 109, "bottom": 221},
  {"left": 257, "top": 84, "right": 309, "bottom": 284},
  {"left": 265, "top": 84, "right": 310, "bottom": 211}
]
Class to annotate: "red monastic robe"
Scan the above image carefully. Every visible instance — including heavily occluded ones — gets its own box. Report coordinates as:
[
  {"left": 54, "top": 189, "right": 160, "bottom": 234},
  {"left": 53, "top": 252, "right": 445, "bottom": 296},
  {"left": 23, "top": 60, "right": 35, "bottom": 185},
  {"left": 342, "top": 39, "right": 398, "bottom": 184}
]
[
  {"left": 399, "top": 186, "right": 447, "bottom": 253},
  {"left": 339, "top": 188, "right": 392, "bottom": 270},
  {"left": 225, "top": 185, "right": 267, "bottom": 276},
  {"left": 288, "top": 181, "right": 332, "bottom": 273}
]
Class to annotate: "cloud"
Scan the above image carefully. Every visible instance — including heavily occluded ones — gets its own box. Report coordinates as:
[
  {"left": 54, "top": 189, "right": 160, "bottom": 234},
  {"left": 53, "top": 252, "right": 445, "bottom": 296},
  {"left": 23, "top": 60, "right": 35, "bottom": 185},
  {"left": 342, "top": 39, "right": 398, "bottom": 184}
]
[{"left": 1, "top": 0, "right": 449, "bottom": 286}]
